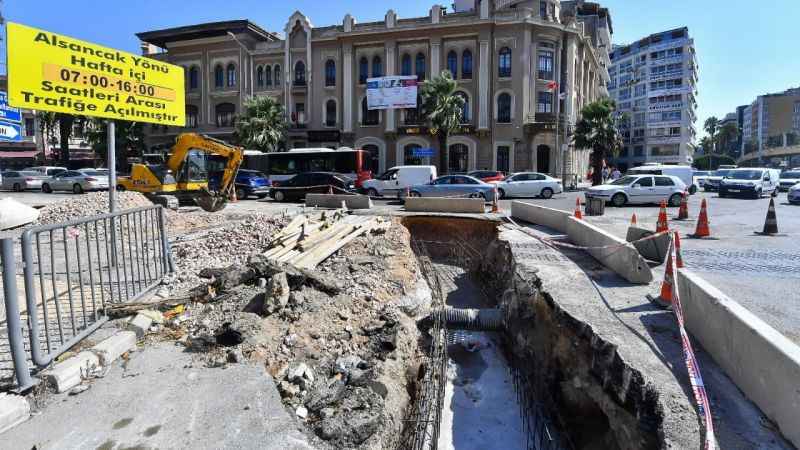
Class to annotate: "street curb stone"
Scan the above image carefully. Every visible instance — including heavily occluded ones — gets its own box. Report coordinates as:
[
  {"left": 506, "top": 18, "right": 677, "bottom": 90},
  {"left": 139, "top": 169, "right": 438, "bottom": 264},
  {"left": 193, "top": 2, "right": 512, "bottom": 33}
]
[
  {"left": 0, "top": 393, "right": 30, "bottom": 434},
  {"left": 90, "top": 331, "right": 137, "bottom": 366},
  {"left": 44, "top": 351, "right": 100, "bottom": 393}
]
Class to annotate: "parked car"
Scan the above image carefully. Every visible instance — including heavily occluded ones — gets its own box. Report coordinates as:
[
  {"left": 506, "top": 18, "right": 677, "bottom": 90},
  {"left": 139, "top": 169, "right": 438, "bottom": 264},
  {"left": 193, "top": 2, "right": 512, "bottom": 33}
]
[
  {"left": 627, "top": 165, "right": 698, "bottom": 194},
  {"left": 702, "top": 169, "right": 734, "bottom": 191},
  {"left": 269, "top": 172, "right": 355, "bottom": 202},
  {"left": 402, "top": 175, "right": 498, "bottom": 201},
  {"left": 693, "top": 170, "right": 712, "bottom": 189},
  {"left": 788, "top": 183, "right": 800, "bottom": 205},
  {"left": 495, "top": 172, "right": 563, "bottom": 199},
  {"left": 719, "top": 168, "right": 780, "bottom": 199},
  {"left": 26, "top": 166, "right": 67, "bottom": 177},
  {"left": 1, "top": 170, "right": 49, "bottom": 191},
  {"left": 209, "top": 169, "right": 271, "bottom": 199},
  {"left": 467, "top": 170, "right": 506, "bottom": 183},
  {"left": 41, "top": 169, "right": 110, "bottom": 194},
  {"left": 778, "top": 170, "right": 800, "bottom": 192},
  {"left": 585, "top": 174, "right": 687, "bottom": 207},
  {"left": 361, "top": 165, "right": 437, "bottom": 198}
]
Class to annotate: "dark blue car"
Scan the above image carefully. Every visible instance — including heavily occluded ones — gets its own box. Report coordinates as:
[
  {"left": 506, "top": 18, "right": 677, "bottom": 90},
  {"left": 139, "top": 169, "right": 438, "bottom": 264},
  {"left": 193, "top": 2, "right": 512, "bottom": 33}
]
[{"left": 210, "top": 169, "right": 271, "bottom": 200}]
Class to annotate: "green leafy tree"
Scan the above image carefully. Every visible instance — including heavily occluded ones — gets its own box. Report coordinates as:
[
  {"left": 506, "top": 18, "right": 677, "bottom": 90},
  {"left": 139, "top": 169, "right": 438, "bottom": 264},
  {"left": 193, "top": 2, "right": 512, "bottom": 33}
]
[
  {"left": 420, "top": 71, "right": 464, "bottom": 172},
  {"left": 85, "top": 118, "right": 147, "bottom": 169},
  {"left": 572, "top": 98, "right": 623, "bottom": 186},
  {"left": 717, "top": 121, "right": 740, "bottom": 156},
  {"left": 699, "top": 135, "right": 713, "bottom": 154},
  {"left": 234, "top": 96, "right": 287, "bottom": 152},
  {"left": 703, "top": 116, "right": 720, "bottom": 153}
]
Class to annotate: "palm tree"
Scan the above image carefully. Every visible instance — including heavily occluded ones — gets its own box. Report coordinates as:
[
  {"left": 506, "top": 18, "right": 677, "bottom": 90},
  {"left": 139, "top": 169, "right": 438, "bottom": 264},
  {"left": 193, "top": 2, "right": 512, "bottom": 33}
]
[
  {"left": 572, "top": 98, "right": 623, "bottom": 186},
  {"left": 420, "top": 71, "right": 464, "bottom": 172},
  {"left": 235, "top": 96, "right": 287, "bottom": 152},
  {"left": 717, "top": 121, "right": 739, "bottom": 156},
  {"left": 703, "top": 116, "right": 720, "bottom": 154},
  {"left": 699, "top": 136, "right": 713, "bottom": 155}
]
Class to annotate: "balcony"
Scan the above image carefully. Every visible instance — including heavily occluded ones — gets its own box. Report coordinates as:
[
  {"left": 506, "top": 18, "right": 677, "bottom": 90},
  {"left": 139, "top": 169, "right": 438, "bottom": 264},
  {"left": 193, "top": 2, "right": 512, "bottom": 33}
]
[
  {"left": 648, "top": 85, "right": 691, "bottom": 98},
  {"left": 649, "top": 55, "right": 684, "bottom": 66},
  {"left": 648, "top": 135, "right": 682, "bottom": 144},
  {"left": 648, "top": 101, "right": 684, "bottom": 111},
  {"left": 649, "top": 70, "right": 684, "bottom": 82}
]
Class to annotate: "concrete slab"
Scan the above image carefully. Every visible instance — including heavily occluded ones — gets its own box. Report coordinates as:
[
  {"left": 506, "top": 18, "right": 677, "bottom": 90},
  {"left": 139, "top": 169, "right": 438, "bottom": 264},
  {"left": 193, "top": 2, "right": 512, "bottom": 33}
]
[
  {"left": 0, "top": 393, "right": 30, "bottom": 434},
  {"left": 404, "top": 197, "right": 486, "bottom": 213},
  {"left": 305, "top": 194, "right": 372, "bottom": 210},
  {"left": 4, "top": 343, "right": 316, "bottom": 450},
  {"left": 44, "top": 351, "right": 100, "bottom": 393},
  {"left": 510, "top": 201, "right": 571, "bottom": 233},
  {"left": 626, "top": 226, "right": 670, "bottom": 263},
  {"left": 127, "top": 313, "right": 154, "bottom": 338},
  {"left": 90, "top": 331, "right": 137, "bottom": 366},
  {"left": 564, "top": 216, "right": 653, "bottom": 284}
]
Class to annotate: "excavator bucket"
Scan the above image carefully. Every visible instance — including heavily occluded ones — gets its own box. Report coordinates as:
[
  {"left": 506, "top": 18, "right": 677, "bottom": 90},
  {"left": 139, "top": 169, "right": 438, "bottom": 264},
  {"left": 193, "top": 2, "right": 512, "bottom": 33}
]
[{"left": 194, "top": 189, "right": 228, "bottom": 212}]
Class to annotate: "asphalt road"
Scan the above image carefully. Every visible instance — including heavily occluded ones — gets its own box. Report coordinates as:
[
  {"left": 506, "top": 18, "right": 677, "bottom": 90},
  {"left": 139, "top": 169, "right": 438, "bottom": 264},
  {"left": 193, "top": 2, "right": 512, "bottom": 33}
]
[{"left": 3, "top": 188, "right": 799, "bottom": 343}]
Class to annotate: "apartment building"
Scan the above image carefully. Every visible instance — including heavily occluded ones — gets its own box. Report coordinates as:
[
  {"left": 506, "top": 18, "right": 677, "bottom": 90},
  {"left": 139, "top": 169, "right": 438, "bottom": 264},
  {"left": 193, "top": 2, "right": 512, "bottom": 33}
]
[
  {"left": 136, "top": 0, "right": 611, "bottom": 180},
  {"left": 739, "top": 87, "right": 800, "bottom": 168},
  {"left": 607, "top": 27, "right": 698, "bottom": 170}
]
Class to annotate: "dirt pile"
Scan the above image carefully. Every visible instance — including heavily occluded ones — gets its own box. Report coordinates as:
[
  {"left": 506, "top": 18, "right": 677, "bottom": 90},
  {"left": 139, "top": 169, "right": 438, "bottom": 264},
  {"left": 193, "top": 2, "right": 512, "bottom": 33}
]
[{"left": 35, "top": 192, "right": 154, "bottom": 225}]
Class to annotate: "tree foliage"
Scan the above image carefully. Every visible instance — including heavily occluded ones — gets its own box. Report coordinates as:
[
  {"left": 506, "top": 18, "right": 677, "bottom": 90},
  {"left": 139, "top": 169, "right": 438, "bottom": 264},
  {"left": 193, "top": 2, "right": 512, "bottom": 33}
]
[
  {"left": 234, "top": 96, "right": 287, "bottom": 152},
  {"left": 693, "top": 154, "right": 736, "bottom": 171},
  {"left": 420, "top": 71, "right": 465, "bottom": 171},
  {"left": 85, "top": 118, "right": 147, "bottom": 168},
  {"left": 572, "top": 98, "right": 623, "bottom": 186}
]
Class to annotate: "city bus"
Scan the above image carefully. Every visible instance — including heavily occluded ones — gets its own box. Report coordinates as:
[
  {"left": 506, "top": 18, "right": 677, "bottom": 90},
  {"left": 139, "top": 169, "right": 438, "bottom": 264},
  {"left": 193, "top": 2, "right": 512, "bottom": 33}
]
[{"left": 242, "top": 148, "right": 372, "bottom": 187}]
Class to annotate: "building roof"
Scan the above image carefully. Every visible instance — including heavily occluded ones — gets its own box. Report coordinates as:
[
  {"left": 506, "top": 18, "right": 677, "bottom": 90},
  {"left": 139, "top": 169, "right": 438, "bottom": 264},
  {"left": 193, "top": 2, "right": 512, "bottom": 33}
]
[
  {"left": 137, "top": 20, "right": 279, "bottom": 48},
  {"left": 610, "top": 27, "right": 690, "bottom": 61},
  {"left": 562, "top": 1, "right": 613, "bottom": 35}
]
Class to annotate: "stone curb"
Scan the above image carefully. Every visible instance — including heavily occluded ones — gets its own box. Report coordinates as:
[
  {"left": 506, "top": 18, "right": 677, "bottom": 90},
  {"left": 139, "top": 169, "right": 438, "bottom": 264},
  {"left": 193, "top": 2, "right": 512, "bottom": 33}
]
[{"left": 0, "top": 393, "right": 30, "bottom": 435}]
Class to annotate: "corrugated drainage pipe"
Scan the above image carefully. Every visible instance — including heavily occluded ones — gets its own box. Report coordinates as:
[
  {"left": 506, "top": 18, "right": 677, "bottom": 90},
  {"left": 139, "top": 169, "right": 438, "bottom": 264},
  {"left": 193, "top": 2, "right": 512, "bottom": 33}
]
[{"left": 438, "top": 307, "right": 504, "bottom": 331}]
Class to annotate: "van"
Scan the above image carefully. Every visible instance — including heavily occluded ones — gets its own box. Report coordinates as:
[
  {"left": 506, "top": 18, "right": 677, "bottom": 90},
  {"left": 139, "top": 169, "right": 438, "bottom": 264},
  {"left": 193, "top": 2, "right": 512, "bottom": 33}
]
[
  {"left": 26, "top": 166, "right": 67, "bottom": 177},
  {"left": 627, "top": 165, "right": 697, "bottom": 194},
  {"left": 719, "top": 168, "right": 780, "bottom": 198},
  {"left": 361, "top": 166, "right": 438, "bottom": 197}
]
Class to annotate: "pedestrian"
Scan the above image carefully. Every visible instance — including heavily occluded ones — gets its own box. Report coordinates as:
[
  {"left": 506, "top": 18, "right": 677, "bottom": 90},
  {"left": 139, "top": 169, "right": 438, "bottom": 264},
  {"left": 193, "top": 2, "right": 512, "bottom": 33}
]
[
  {"left": 611, "top": 167, "right": 621, "bottom": 180},
  {"left": 602, "top": 166, "right": 610, "bottom": 182}
]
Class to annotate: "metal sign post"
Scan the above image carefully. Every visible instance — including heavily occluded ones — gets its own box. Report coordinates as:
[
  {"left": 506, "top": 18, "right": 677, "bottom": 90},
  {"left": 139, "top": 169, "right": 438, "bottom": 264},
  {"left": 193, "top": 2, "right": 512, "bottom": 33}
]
[{"left": 108, "top": 120, "right": 118, "bottom": 266}]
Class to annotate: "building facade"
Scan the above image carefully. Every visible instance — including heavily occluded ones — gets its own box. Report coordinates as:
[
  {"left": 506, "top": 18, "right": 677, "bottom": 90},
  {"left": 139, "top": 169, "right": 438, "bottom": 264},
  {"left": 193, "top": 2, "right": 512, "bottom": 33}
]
[
  {"left": 136, "top": 0, "right": 611, "bottom": 182},
  {"left": 607, "top": 27, "right": 698, "bottom": 170},
  {"left": 738, "top": 87, "right": 800, "bottom": 168}
]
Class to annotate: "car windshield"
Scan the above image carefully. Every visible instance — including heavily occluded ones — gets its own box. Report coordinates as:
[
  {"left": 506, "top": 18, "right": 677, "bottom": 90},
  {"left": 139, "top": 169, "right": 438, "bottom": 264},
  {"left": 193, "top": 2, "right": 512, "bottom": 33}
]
[
  {"left": 611, "top": 176, "right": 637, "bottom": 186},
  {"left": 240, "top": 170, "right": 266, "bottom": 178},
  {"left": 780, "top": 171, "right": 800, "bottom": 179},
  {"left": 728, "top": 170, "right": 762, "bottom": 180},
  {"left": 713, "top": 170, "right": 732, "bottom": 177}
]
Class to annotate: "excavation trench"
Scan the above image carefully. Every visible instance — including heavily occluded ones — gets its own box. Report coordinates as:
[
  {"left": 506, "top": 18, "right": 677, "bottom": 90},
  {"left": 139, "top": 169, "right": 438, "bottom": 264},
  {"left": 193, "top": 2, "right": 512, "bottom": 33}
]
[{"left": 399, "top": 216, "right": 669, "bottom": 450}]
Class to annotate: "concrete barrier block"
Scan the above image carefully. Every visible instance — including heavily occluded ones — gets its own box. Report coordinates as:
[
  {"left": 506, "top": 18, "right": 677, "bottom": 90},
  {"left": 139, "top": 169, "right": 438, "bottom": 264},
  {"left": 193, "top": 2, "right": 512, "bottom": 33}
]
[
  {"left": 404, "top": 197, "right": 486, "bottom": 213},
  {"left": 44, "top": 351, "right": 100, "bottom": 393},
  {"left": 510, "top": 201, "right": 571, "bottom": 233},
  {"left": 0, "top": 393, "right": 30, "bottom": 434},
  {"left": 90, "top": 331, "right": 137, "bottom": 366},
  {"left": 565, "top": 216, "right": 653, "bottom": 284},
  {"left": 626, "top": 226, "right": 670, "bottom": 263},
  {"left": 677, "top": 269, "right": 800, "bottom": 448},
  {"left": 305, "top": 194, "right": 372, "bottom": 210},
  {"left": 128, "top": 313, "right": 154, "bottom": 338}
]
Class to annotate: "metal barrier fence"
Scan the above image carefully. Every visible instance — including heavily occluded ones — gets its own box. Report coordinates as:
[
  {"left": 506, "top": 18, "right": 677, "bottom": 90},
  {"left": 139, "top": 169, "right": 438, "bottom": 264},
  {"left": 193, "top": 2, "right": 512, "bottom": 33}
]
[{"left": 1, "top": 205, "right": 172, "bottom": 391}]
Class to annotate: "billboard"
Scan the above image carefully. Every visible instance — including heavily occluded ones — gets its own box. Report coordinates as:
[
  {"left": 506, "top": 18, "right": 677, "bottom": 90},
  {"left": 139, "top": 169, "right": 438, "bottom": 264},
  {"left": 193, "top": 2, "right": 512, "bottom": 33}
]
[
  {"left": 6, "top": 22, "right": 185, "bottom": 126},
  {"left": 366, "top": 76, "right": 418, "bottom": 110}
]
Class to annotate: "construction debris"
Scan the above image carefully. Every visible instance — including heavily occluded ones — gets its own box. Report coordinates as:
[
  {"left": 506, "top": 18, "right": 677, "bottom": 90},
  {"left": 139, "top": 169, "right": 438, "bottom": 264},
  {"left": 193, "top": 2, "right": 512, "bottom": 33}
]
[{"left": 35, "top": 192, "right": 154, "bottom": 226}]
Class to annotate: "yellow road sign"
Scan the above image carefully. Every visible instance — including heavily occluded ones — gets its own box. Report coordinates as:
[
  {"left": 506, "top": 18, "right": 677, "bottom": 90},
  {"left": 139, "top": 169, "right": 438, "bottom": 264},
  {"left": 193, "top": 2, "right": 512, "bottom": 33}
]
[{"left": 7, "top": 22, "right": 185, "bottom": 126}]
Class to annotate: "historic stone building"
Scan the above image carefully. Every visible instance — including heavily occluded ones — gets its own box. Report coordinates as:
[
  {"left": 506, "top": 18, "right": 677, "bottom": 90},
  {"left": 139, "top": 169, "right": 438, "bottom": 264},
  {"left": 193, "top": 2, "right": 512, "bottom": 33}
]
[{"left": 137, "top": 0, "right": 611, "bottom": 182}]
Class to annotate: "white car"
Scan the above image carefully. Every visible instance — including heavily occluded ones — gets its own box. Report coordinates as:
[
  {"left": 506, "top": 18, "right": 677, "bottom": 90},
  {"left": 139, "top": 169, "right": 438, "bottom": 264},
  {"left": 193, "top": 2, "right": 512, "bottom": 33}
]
[
  {"left": 788, "top": 183, "right": 800, "bottom": 205},
  {"left": 779, "top": 170, "right": 800, "bottom": 192},
  {"left": 585, "top": 174, "right": 687, "bottom": 207},
  {"left": 361, "top": 165, "right": 437, "bottom": 198},
  {"left": 495, "top": 172, "right": 563, "bottom": 199}
]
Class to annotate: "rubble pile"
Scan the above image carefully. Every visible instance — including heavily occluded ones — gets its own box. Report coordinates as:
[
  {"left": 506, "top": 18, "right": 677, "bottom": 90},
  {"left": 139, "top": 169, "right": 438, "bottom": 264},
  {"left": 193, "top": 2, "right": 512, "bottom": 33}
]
[
  {"left": 154, "top": 217, "right": 426, "bottom": 449},
  {"left": 35, "top": 192, "right": 154, "bottom": 225}
]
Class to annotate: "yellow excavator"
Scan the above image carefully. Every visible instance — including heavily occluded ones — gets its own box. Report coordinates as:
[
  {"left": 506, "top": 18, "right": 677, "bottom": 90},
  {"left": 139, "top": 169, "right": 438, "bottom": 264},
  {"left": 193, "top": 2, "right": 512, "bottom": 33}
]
[{"left": 117, "top": 133, "right": 244, "bottom": 212}]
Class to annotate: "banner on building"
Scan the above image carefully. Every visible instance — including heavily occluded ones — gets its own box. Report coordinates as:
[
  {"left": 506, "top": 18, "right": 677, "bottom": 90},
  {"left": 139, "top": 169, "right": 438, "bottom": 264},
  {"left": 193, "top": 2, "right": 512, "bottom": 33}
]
[
  {"left": 366, "top": 76, "right": 418, "bottom": 110},
  {"left": 6, "top": 22, "right": 185, "bottom": 126}
]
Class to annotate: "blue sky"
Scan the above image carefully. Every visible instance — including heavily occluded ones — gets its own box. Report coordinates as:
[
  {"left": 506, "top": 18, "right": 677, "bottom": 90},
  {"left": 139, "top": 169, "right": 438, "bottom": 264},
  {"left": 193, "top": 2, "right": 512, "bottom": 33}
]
[{"left": 3, "top": 0, "right": 800, "bottom": 136}]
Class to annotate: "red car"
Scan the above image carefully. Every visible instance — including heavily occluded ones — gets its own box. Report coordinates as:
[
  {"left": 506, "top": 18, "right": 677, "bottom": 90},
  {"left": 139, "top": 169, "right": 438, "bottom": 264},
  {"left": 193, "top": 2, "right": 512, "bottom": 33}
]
[{"left": 468, "top": 170, "right": 505, "bottom": 183}]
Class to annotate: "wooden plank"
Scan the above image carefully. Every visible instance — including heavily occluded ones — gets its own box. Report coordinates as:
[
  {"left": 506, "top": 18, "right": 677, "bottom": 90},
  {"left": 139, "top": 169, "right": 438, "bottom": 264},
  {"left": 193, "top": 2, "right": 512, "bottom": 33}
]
[
  {"left": 295, "top": 219, "right": 377, "bottom": 269},
  {"left": 292, "top": 223, "right": 361, "bottom": 268}
]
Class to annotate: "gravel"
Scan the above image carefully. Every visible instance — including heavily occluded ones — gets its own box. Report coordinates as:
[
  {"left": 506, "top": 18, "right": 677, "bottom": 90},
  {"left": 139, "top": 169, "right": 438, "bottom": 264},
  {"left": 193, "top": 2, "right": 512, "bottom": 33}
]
[{"left": 35, "top": 192, "right": 154, "bottom": 226}]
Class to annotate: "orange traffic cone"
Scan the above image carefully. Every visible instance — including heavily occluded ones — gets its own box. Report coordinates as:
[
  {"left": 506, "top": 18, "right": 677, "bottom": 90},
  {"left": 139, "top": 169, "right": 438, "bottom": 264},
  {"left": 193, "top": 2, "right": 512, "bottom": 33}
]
[
  {"left": 656, "top": 200, "right": 669, "bottom": 233},
  {"left": 574, "top": 197, "right": 583, "bottom": 220},
  {"left": 630, "top": 213, "right": 638, "bottom": 226},
  {"left": 676, "top": 190, "right": 689, "bottom": 220},
  {"left": 491, "top": 184, "right": 500, "bottom": 213},
  {"left": 674, "top": 231, "right": 684, "bottom": 268},
  {"left": 755, "top": 197, "right": 779, "bottom": 235},
  {"left": 648, "top": 241, "right": 676, "bottom": 309},
  {"left": 690, "top": 198, "right": 711, "bottom": 238}
]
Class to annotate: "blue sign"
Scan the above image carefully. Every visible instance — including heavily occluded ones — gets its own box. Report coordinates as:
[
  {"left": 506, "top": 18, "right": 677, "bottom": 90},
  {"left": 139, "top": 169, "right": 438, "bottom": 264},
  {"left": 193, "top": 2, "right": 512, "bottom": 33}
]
[
  {"left": 412, "top": 147, "right": 435, "bottom": 157},
  {"left": 0, "top": 120, "right": 22, "bottom": 142},
  {"left": 0, "top": 92, "right": 22, "bottom": 123}
]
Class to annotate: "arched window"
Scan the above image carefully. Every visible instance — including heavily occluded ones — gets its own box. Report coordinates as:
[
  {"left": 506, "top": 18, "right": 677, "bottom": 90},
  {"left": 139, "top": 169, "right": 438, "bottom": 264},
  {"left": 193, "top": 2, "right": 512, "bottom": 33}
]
[
  {"left": 226, "top": 63, "right": 236, "bottom": 87},
  {"left": 404, "top": 143, "right": 430, "bottom": 165},
  {"left": 401, "top": 54, "right": 412, "bottom": 76},
  {"left": 415, "top": 53, "right": 426, "bottom": 81},
  {"left": 189, "top": 66, "right": 199, "bottom": 90},
  {"left": 456, "top": 92, "right": 470, "bottom": 123},
  {"left": 361, "top": 97, "right": 379, "bottom": 126},
  {"left": 325, "top": 60, "right": 336, "bottom": 87},
  {"left": 186, "top": 105, "right": 199, "bottom": 128},
  {"left": 498, "top": 47, "right": 512, "bottom": 78},
  {"left": 404, "top": 95, "right": 423, "bottom": 125},
  {"left": 273, "top": 65, "right": 281, "bottom": 86},
  {"left": 462, "top": 50, "right": 473, "bottom": 79},
  {"left": 497, "top": 93, "right": 512, "bottom": 123},
  {"left": 362, "top": 144, "right": 380, "bottom": 174},
  {"left": 447, "top": 50, "right": 458, "bottom": 77},
  {"left": 215, "top": 103, "right": 236, "bottom": 127},
  {"left": 372, "top": 56, "right": 383, "bottom": 78},
  {"left": 359, "top": 57, "right": 369, "bottom": 84},
  {"left": 294, "top": 61, "right": 306, "bottom": 86},
  {"left": 214, "top": 64, "right": 224, "bottom": 88},
  {"left": 256, "top": 66, "right": 264, "bottom": 88},
  {"left": 449, "top": 143, "right": 469, "bottom": 173},
  {"left": 265, "top": 65, "right": 273, "bottom": 87},
  {"left": 325, "top": 100, "right": 337, "bottom": 127}
]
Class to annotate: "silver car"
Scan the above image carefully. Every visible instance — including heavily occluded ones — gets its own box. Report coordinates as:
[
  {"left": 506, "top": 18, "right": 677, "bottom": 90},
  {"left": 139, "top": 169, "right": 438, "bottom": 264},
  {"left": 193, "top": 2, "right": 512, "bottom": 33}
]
[
  {"left": 1, "top": 170, "right": 49, "bottom": 191},
  {"left": 42, "top": 169, "right": 110, "bottom": 194},
  {"left": 403, "top": 175, "right": 498, "bottom": 201}
]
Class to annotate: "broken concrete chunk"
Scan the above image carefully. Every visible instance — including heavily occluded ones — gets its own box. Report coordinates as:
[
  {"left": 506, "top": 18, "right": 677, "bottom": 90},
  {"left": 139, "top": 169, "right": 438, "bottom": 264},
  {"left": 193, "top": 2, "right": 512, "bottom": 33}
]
[
  {"left": 278, "top": 381, "right": 301, "bottom": 398},
  {"left": 287, "top": 362, "right": 315, "bottom": 390},
  {"left": 334, "top": 355, "right": 366, "bottom": 377},
  {"left": 305, "top": 379, "right": 346, "bottom": 413},
  {"left": 263, "top": 272, "right": 290, "bottom": 316},
  {"left": 296, "top": 406, "right": 309, "bottom": 419}
]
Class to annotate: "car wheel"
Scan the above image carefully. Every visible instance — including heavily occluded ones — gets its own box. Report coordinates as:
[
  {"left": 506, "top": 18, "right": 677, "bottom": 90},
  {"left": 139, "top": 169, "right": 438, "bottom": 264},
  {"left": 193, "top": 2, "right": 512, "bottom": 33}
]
[
  {"left": 668, "top": 193, "right": 682, "bottom": 207},
  {"left": 611, "top": 193, "right": 627, "bottom": 207},
  {"left": 754, "top": 189, "right": 762, "bottom": 199},
  {"left": 274, "top": 190, "right": 285, "bottom": 202},
  {"left": 540, "top": 188, "right": 554, "bottom": 199},
  {"left": 73, "top": 184, "right": 84, "bottom": 194},
  {"left": 771, "top": 189, "right": 778, "bottom": 198},
  {"left": 367, "top": 188, "right": 379, "bottom": 198},
  {"left": 408, "top": 191, "right": 422, "bottom": 198},
  {"left": 689, "top": 185, "right": 697, "bottom": 195},
  {"left": 13, "top": 183, "right": 21, "bottom": 192},
  {"left": 498, "top": 188, "right": 506, "bottom": 199},
  {"left": 235, "top": 187, "right": 247, "bottom": 200},
  {"left": 42, "top": 184, "right": 52, "bottom": 193}
]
